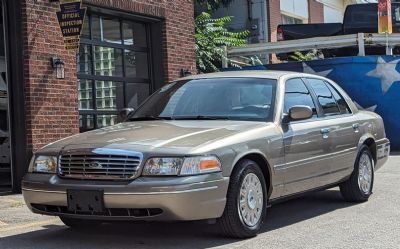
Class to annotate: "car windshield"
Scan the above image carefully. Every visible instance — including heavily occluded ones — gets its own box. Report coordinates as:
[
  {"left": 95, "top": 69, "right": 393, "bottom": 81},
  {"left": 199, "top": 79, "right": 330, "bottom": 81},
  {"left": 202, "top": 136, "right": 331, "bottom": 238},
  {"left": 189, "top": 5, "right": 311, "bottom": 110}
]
[{"left": 129, "top": 77, "right": 277, "bottom": 122}]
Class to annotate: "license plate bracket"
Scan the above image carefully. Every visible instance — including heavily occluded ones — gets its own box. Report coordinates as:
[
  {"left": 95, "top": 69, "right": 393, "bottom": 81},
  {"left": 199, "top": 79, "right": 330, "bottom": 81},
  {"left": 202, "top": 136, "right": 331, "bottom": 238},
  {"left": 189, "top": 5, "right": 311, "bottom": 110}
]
[{"left": 67, "top": 189, "right": 104, "bottom": 213}]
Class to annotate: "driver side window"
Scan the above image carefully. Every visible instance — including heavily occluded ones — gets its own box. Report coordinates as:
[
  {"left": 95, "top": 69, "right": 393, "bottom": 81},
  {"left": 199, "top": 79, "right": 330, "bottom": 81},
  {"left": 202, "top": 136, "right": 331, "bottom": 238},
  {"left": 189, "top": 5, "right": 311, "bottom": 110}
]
[{"left": 284, "top": 78, "right": 317, "bottom": 117}]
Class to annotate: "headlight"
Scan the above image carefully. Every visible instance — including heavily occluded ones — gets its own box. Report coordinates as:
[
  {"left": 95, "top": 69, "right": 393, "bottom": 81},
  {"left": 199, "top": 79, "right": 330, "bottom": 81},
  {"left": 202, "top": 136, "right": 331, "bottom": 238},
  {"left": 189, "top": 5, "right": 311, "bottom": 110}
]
[
  {"left": 142, "top": 158, "right": 183, "bottom": 176},
  {"left": 28, "top": 155, "right": 58, "bottom": 173},
  {"left": 142, "top": 156, "right": 221, "bottom": 176}
]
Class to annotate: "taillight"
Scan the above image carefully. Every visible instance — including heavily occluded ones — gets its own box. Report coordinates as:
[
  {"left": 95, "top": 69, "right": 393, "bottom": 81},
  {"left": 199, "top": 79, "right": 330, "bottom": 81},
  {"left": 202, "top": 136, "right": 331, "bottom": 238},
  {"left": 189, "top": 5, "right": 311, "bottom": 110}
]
[{"left": 277, "top": 27, "right": 284, "bottom": 41}]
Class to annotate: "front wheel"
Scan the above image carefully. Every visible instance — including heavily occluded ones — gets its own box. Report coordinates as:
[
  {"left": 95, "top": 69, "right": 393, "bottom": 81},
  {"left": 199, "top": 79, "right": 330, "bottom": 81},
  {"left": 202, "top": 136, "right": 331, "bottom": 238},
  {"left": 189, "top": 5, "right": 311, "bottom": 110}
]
[
  {"left": 218, "top": 159, "right": 267, "bottom": 238},
  {"left": 339, "top": 145, "right": 374, "bottom": 202}
]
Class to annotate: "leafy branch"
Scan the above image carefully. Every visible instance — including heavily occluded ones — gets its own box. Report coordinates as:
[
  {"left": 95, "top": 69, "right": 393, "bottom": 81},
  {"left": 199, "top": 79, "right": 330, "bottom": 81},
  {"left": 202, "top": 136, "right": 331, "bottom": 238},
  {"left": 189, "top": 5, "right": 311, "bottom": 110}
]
[{"left": 195, "top": 12, "right": 249, "bottom": 73}]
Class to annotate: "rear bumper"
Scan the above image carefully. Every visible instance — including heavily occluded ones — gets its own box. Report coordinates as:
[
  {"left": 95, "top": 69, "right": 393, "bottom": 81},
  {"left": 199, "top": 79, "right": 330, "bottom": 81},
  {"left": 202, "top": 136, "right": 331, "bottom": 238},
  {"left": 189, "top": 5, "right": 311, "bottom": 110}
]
[
  {"left": 375, "top": 138, "right": 390, "bottom": 171},
  {"left": 22, "top": 173, "right": 229, "bottom": 221}
]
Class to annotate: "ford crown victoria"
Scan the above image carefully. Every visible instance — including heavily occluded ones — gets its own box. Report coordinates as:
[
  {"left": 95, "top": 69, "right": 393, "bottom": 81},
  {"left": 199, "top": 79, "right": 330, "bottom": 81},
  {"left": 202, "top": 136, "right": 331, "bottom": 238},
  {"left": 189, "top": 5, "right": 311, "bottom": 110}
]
[{"left": 22, "top": 71, "right": 390, "bottom": 238}]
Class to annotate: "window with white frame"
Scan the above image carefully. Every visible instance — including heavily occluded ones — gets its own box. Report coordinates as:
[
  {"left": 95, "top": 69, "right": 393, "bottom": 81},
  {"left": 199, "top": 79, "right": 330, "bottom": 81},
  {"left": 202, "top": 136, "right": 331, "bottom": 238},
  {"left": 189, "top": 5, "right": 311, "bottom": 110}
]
[{"left": 281, "top": 14, "right": 305, "bottom": 24}]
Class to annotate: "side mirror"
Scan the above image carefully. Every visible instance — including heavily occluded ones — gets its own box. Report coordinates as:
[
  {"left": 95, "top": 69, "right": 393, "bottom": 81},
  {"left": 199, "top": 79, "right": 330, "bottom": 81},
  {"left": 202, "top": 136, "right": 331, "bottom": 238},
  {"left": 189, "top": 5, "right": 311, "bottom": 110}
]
[
  {"left": 117, "top": 108, "right": 135, "bottom": 122},
  {"left": 288, "top": 105, "right": 313, "bottom": 121}
]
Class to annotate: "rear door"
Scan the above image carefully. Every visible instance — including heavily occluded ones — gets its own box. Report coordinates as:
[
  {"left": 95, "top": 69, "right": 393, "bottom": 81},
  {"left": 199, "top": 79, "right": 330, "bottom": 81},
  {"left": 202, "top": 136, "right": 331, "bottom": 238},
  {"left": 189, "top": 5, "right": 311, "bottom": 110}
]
[
  {"left": 306, "top": 78, "right": 360, "bottom": 184},
  {"left": 282, "top": 78, "right": 332, "bottom": 195}
]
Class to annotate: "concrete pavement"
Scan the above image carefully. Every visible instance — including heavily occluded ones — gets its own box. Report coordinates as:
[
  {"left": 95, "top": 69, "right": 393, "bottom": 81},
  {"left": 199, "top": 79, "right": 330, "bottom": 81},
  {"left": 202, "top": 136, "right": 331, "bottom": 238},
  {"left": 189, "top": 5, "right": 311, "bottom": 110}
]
[{"left": 0, "top": 156, "right": 399, "bottom": 249}]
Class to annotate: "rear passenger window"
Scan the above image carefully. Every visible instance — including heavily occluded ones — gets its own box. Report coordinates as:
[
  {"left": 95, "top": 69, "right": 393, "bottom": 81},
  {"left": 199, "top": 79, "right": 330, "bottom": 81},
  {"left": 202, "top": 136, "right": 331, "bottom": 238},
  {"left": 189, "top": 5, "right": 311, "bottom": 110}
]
[
  {"left": 307, "top": 79, "right": 341, "bottom": 116},
  {"left": 284, "top": 78, "right": 317, "bottom": 116},
  {"left": 325, "top": 82, "right": 351, "bottom": 114}
]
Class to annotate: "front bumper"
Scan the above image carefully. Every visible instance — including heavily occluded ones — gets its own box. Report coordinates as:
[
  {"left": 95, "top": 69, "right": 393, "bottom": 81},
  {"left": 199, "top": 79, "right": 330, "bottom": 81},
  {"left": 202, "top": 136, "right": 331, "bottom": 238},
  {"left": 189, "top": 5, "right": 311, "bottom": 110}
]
[{"left": 22, "top": 173, "right": 229, "bottom": 221}]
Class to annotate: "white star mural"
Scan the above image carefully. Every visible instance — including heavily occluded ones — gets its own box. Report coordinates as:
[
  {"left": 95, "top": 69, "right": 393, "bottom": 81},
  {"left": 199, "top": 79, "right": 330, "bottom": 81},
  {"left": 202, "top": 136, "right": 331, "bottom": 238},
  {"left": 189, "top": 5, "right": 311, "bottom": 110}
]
[
  {"left": 302, "top": 62, "right": 333, "bottom": 77},
  {"left": 367, "top": 57, "right": 400, "bottom": 94}
]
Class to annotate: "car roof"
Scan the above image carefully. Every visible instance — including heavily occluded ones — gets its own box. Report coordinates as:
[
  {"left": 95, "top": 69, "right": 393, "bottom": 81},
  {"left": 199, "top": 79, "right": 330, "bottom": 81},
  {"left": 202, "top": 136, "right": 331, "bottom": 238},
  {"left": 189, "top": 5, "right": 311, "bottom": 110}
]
[{"left": 179, "top": 70, "right": 321, "bottom": 81}]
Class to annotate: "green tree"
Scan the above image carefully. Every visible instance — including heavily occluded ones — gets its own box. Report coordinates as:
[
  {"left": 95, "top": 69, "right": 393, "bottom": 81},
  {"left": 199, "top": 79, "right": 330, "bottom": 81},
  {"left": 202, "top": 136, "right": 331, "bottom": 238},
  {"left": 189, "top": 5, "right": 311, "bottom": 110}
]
[
  {"left": 289, "top": 49, "right": 324, "bottom": 61},
  {"left": 196, "top": 0, "right": 235, "bottom": 11},
  {"left": 195, "top": 12, "right": 249, "bottom": 73}
]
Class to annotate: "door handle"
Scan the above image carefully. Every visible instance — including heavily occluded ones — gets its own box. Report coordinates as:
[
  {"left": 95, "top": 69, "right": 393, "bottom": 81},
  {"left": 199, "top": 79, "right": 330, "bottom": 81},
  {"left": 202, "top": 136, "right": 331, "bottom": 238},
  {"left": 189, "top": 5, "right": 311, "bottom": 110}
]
[
  {"left": 352, "top": 123, "right": 360, "bottom": 133},
  {"left": 320, "top": 128, "right": 330, "bottom": 139},
  {"left": 320, "top": 128, "right": 331, "bottom": 134}
]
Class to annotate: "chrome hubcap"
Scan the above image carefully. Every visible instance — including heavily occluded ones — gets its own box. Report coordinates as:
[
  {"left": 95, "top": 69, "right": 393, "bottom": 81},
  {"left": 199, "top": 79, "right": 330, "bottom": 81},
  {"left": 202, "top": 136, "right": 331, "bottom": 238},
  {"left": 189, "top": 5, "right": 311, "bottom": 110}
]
[
  {"left": 358, "top": 152, "right": 373, "bottom": 195},
  {"left": 238, "top": 173, "right": 263, "bottom": 227}
]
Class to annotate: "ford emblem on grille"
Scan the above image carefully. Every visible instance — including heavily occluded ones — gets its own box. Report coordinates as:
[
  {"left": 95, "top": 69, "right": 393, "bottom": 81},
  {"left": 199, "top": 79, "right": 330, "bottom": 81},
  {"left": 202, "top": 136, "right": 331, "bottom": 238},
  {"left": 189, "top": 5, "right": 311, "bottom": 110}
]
[{"left": 88, "top": 162, "right": 103, "bottom": 169}]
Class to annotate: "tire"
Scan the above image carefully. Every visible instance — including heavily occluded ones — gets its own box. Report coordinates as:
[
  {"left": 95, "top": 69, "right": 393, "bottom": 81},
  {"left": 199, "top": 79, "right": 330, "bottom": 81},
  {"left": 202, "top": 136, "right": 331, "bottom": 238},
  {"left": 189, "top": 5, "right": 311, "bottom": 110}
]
[
  {"left": 59, "top": 216, "right": 101, "bottom": 228},
  {"left": 339, "top": 145, "right": 374, "bottom": 202},
  {"left": 218, "top": 159, "right": 267, "bottom": 238}
]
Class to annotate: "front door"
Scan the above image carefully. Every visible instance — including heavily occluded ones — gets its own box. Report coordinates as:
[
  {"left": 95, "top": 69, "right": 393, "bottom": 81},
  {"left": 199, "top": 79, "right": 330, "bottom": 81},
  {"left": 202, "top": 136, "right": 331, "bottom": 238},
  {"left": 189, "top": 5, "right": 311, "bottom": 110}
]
[
  {"left": 281, "top": 78, "right": 333, "bottom": 195},
  {"left": 0, "top": 1, "right": 11, "bottom": 192}
]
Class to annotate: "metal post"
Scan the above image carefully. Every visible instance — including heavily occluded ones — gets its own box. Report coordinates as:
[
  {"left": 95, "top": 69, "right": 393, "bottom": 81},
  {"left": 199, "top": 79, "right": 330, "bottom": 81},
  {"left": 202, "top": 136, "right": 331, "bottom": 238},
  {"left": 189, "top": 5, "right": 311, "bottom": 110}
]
[
  {"left": 386, "top": 32, "right": 393, "bottom": 55},
  {"left": 221, "top": 46, "right": 228, "bottom": 68},
  {"left": 358, "top": 33, "right": 365, "bottom": 56}
]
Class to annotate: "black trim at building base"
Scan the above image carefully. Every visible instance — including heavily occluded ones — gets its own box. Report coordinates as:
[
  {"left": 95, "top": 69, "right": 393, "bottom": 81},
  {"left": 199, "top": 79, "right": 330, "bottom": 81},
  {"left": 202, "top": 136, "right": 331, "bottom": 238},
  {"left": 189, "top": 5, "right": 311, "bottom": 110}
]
[{"left": 4, "top": 0, "right": 29, "bottom": 192}]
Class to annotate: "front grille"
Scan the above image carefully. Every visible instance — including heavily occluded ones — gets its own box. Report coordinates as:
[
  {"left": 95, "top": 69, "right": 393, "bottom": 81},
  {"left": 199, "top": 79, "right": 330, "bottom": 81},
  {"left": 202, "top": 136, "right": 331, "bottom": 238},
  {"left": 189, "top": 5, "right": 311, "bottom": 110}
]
[
  {"left": 31, "top": 204, "right": 163, "bottom": 217},
  {"left": 59, "top": 153, "right": 142, "bottom": 180}
]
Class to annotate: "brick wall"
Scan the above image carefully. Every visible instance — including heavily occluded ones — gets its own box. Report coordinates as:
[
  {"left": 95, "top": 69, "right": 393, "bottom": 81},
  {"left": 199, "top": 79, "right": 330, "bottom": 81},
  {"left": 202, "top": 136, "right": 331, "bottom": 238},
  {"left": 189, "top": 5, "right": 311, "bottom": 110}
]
[
  {"left": 308, "top": 0, "right": 324, "bottom": 23},
  {"left": 21, "top": 0, "right": 196, "bottom": 151},
  {"left": 21, "top": 0, "right": 80, "bottom": 152},
  {"left": 267, "top": 0, "right": 281, "bottom": 42}
]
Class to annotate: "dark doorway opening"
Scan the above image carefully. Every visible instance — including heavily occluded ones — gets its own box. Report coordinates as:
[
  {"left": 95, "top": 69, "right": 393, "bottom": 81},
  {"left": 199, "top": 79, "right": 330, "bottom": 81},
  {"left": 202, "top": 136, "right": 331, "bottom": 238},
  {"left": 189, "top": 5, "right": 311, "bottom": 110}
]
[{"left": 0, "top": 0, "right": 11, "bottom": 193}]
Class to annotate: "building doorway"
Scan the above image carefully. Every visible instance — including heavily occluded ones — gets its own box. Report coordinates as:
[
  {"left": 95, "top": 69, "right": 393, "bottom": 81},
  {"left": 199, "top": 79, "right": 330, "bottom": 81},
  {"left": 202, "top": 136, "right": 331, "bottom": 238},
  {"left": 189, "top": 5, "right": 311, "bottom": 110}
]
[{"left": 0, "top": 0, "right": 11, "bottom": 192}]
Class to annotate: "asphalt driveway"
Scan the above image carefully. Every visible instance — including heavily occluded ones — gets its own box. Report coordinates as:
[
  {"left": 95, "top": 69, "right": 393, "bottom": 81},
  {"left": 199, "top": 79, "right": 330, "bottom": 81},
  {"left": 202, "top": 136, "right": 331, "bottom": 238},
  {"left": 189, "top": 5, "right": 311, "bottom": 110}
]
[{"left": 0, "top": 156, "right": 399, "bottom": 249}]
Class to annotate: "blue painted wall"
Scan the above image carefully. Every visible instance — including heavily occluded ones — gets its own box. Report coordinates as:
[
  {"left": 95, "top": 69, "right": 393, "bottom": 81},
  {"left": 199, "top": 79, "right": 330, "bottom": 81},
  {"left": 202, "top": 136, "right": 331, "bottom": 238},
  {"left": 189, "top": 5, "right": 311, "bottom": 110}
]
[{"left": 228, "top": 56, "right": 400, "bottom": 149}]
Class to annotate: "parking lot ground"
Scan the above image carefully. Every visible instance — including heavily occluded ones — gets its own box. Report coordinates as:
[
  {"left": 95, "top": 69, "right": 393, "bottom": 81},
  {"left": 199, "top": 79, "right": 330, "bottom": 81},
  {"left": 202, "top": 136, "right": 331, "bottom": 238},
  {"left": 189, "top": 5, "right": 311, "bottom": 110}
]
[{"left": 0, "top": 155, "right": 399, "bottom": 249}]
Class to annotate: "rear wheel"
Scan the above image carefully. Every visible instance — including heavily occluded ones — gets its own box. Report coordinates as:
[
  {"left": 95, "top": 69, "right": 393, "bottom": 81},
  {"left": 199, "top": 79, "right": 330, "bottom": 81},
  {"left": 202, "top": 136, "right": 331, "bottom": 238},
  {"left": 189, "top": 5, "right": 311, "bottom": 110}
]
[
  {"left": 339, "top": 145, "right": 374, "bottom": 202},
  {"left": 218, "top": 159, "right": 267, "bottom": 238},
  {"left": 59, "top": 216, "right": 101, "bottom": 228}
]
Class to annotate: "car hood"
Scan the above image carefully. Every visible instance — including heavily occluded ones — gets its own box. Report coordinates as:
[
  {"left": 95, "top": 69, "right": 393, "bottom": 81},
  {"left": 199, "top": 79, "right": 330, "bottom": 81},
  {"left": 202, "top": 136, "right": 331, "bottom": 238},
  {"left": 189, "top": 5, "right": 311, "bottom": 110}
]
[{"left": 40, "top": 120, "right": 272, "bottom": 154}]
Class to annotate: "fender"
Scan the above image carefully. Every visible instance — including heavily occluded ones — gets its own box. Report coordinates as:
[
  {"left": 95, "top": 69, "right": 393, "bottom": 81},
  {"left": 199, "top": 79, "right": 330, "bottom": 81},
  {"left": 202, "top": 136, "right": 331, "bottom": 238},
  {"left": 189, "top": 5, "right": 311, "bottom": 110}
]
[
  {"left": 230, "top": 148, "right": 276, "bottom": 197},
  {"left": 357, "top": 133, "right": 376, "bottom": 150}
]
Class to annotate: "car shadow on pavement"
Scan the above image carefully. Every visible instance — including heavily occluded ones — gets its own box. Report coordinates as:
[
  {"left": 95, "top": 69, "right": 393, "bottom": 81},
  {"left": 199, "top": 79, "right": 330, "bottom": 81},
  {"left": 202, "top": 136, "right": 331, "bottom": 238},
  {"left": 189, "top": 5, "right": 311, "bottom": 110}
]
[{"left": 0, "top": 189, "right": 356, "bottom": 249}]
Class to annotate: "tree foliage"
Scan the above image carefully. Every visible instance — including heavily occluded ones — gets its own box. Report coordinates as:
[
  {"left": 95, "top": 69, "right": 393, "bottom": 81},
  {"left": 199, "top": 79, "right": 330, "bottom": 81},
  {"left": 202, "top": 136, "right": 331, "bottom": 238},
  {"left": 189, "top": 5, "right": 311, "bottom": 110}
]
[
  {"left": 289, "top": 49, "right": 324, "bottom": 61},
  {"left": 196, "top": 0, "right": 235, "bottom": 11},
  {"left": 195, "top": 12, "right": 249, "bottom": 73}
]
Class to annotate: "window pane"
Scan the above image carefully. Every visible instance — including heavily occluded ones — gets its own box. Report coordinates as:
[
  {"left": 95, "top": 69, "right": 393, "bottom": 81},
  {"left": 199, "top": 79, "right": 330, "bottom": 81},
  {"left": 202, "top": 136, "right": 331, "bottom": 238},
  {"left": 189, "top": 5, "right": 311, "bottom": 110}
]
[
  {"left": 77, "top": 44, "right": 92, "bottom": 74},
  {"left": 92, "top": 16, "right": 121, "bottom": 43},
  {"left": 122, "top": 22, "right": 147, "bottom": 46},
  {"left": 102, "top": 17, "right": 122, "bottom": 44},
  {"left": 125, "top": 83, "right": 150, "bottom": 108},
  {"left": 284, "top": 78, "right": 317, "bottom": 116},
  {"left": 125, "top": 50, "right": 149, "bottom": 78},
  {"left": 95, "top": 81, "right": 123, "bottom": 110},
  {"left": 81, "top": 14, "right": 90, "bottom": 39},
  {"left": 97, "top": 115, "right": 117, "bottom": 128},
  {"left": 308, "top": 79, "right": 341, "bottom": 116},
  {"left": 133, "top": 78, "right": 276, "bottom": 122},
  {"left": 326, "top": 82, "right": 351, "bottom": 114},
  {"left": 93, "top": 46, "right": 123, "bottom": 76},
  {"left": 91, "top": 15, "right": 101, "bottom": 41},
  {"left": 282, "top": 14, "right": 303, "bottom": 24},
  {"left": 80, "top": 115, "right": 94, "bottom": 131},
  {"left": 78, "top": 79, "right": 93, "bottom": 110}
]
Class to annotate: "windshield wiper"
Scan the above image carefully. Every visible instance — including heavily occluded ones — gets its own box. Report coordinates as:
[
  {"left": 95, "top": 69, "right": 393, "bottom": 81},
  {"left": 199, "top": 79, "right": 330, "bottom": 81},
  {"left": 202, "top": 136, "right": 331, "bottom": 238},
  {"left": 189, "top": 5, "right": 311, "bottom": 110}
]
[
  {"left": 128, "top": 116, "right": 172, "bottom": 121},
  {"left": 173, "top": 115, "right": 230, "bottom": 120}
]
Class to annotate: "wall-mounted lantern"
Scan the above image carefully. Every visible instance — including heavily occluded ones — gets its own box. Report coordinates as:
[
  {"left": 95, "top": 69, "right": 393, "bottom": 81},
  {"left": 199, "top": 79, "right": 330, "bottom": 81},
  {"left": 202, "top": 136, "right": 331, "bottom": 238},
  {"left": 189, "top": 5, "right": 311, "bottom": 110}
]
[
  {"left": 180, "top": 69, "right": 192, "bottom": 77},
  {"left": 51, "top": 57, "right": 65, "bottom": 79}
]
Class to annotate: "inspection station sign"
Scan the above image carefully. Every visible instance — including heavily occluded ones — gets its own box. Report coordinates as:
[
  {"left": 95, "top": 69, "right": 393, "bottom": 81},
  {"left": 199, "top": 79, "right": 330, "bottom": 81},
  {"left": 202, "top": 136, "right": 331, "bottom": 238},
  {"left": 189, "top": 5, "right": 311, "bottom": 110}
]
[{"left": 56, "top": 0, "right": 86, "bottom": 50}]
